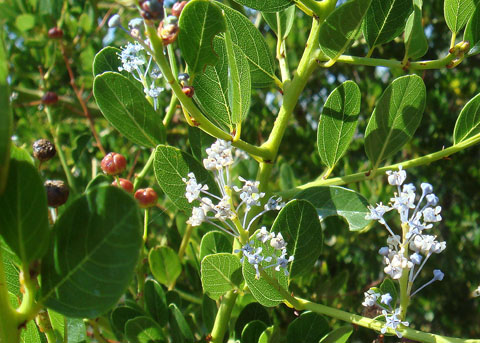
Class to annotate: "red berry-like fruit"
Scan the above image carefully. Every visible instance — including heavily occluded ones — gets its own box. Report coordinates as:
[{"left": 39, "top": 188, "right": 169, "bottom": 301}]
[
  {"left": 182, "top": 85, "right": 194, "bottom": 98},
  {"left": 172, "top": 1, "right": 187, "bottom": 17},
  {"left": 48, "top": 27, "right": 63, "bottom": 39},
  {"left": 134, "top": 188, "right": 158, "bottom": 208},
  {"left": 33, "top": 139, "right": 56, "bottom": 162},
  {"left": 101, "top": 152, "right": 127, "bottom": 175},
  {"left": 41, "top": 92, "right": 58, "bottom": 105},
  {"left": 112, "top": 178, "right": 134, "bottom": 193},
  {"left": 44, "top": 180, "right": 69, "bottom": 207}
]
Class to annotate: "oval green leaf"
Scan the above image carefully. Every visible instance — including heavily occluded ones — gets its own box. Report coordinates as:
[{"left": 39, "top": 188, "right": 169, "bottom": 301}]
[
  {"left": 178, "top": 0, "right": 226, "bottom": 74},
  {"left": 319, "top": 0, "right": 372, "bottom": 61},
  {"left": 199, "top": 231, "right": 233, "bottom": 261},
  {"left": 317, "top": 80, "right": 361, "bottom": 168},
  {"left": 242, "top": 320, "right": 268, "bottom": 343},
  {"left": 144, "top": 279, "right": 168, "bottom": 326},
  {"left": 319, "top": 325, "right": 353, "bottom": 343},
  {"left": 153, "top": 144, "right": 218, "bottom": 212},
  {"left": 363, "top": 0, "right": 413, "bottom": 48},
  {"left": 201, "top": 253, "right": 243, "bottom": 300},
  {"left": 40, "top": 185, "right": 143, "bottom": 318},
  {"left": 295, "top": 186, "right": 371, "bottom": 231},
  {"left": 149, "top": 246, "right": 182, "bottom": 288},
  {"left": 464, "top": 6, "right": 480, "bottom": 56},
  {"left": 271, "top": 199, "right": 323, "bottom": 278},
  {"left": 0, "top": 159, "right": 50, "bottom": 264},
  {"left": 111, "top": 305, "right": 146, "bottom": 339},
  {"left": 169, "top": 303, "right": 194, "bottom": 343},
  {"left": 404, "top": 0, "right": 428, "bottom": 60},
  {"left": 232, "top": 0, "right": 293, "bottom": 12},
  {"left": 125, "top": 316, "right": 165, "bottom": 343},
  {"left": 364, "top": 74, "right": 426, "bottom": 167},
  {"left": 93, "top": 46, "right": 121, "bottom": 76},
  {"left": 235, "top": 302, "right": 271, "bottom": 338},
  {"left": 444, "top": 0, "right": 477, "bottom": 34},
  {"left": 287, "top": 312, "right": 329, "bottom": 343},
  {"left": 262, "top": 6, "right": 295, "bottom": 39},
  {"left": 453, "top": 93, "right": 480, "bottom": 144}
]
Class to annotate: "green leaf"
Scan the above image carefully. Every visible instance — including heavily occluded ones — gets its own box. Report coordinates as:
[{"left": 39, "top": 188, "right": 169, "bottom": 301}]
[
  {"left": 319, "top": 325, "right": 354, "bottom": 343},
  {"left": 216, "top": 2, "right": 277, "bottom": 87},
  {"left": 40, "top": 185, "right": 143, "bottom": 318},
  {"left": 149, "top": 246, "right": 182, "bottom": 288},
  {"left": 232, "top": 0, "right": 293, "bottom": 12},
  {"left": 199, "top": 231, "right": 233, "bottom": 261},
  {"left": 0, "top": 159, "right": 50, "bottom": 264},
  {"left": 279, "top": 163, "right": 296, "bottom": 190},
  {"left": 262, "top": 5, "right": 296, "bottom": 39},
  {"left": 319, "top": 0, "right": 372, "bottom": 61},
  {"left": 188, "top": 126, "right": 216, "bottom": 162},
  {"left": 464, "top": 6, "right": 480, "bottom": 56},
  {"left": 201, "top": 253, "right": 243, "bottom": 300},
  {"left": 178, "top": 0, "right": 226, "bottom": 74},
  {"left": 169, "top": 303, "right": 194, "bottom": 343},
  {"left": 2, "top": 238, "right": 20, "bottom": 296},
  {"left": 38, "top": 0, "right": 62, "bottom": 17},
  {"left": 10, "top": 144, "right": 34, "bottom": 165},
  {"left": 93, "top": 47, "right": 121, "bottom": 76},
  {"left": 193, "top": 37, "right": 250, "bottom": 131},
  {"left": 317, "top": 80, "right": 361, "bottom": 168},
  {"left": 125, "top": 316, "right": 166, "bottom": 343},
  {"left": 235, "top": 302, "right": 271, "bottom": 338},
  {"left": 49, "top": 310, "right": 87, "bottom": 343},
  {"left": 0, "top": 36, "right": 12, "bottom": 195},
  {"left": 93, "top": 72, "right": 166, "bottom": 148},
  {"left": 111, "top": 305, "right": 145, "bottom": 339},
  {"left": 295, "top": 186, "right": 371, "bottom": 231},
  {"left": 242, "top": 320, "right": 268, "bottom": 343},
  {"left": 444, "top": 0, "right": 477, "bottom": 34},
  {"left": 242, "top": 230, "right": 289, "bottom": 307},
  {"left": 258, "top": 326, "right": 280, "bottom": 343},
  {"left": 85, "top": 173, "right": 111, "bottom": 192},
  {"left": 15, "top": 14, "right": 35, "bottom": 31},
  {"left": 153, "top": 144, "right": 218, "bottom": 212},
  {"left": 287, "top": 312, "right": 329, "bottom": 343},
  {"left": 202, "top": 294, "right": 217, "bottom": 331},
  {"left": 364, "top": 74, "right": 426, "bottom": 167},
  {"left": 363, "top": 0, "right": 413, "bottom": 48},
  {"left": 453, "top": 93, "right": 480, "bottom": 144},
  {"left": 404, "top": 0, "right": 428, "bottom": 60},
  {"left": 144, "top": 279, "right": 168, "bottom": 326},
  {"left": 380, "top": 278, "right": 398, "bottom": 306},
  {"left": 271, "top": 200, "right": 323, "bottom": 278}
]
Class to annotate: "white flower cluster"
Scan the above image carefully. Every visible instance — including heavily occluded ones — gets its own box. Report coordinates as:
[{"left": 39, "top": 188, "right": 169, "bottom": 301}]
[
  {"left": 184, "top": 139, "right": 285, "bottom": 238},
  {"left": 235, "top": 227, "right": 294, "bottom": 279},
  {"left": 362, "top": 166, "right": 447, "bottom": 337}
]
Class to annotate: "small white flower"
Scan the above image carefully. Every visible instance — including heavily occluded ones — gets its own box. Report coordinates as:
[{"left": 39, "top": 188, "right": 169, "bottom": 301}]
[
  {"left": 273, "top": 252, "right": 294, "bottom": 275},
  {"left": 381, "top": 308, "right": 409, "bottom": 338},
  {"left": 187, "top": 207, "right": 205, "bottom": 226},
  {"left": 426, "top": 193, "right": 439, "bottom": 206},
  {"left": 203, "top": 139, "right": 234, "bottom": 171},
  {"left": 362, "top": 289, "right": 381, "bottom": 307},
  {"left": 244, "top": 247, "right": 272, "bottom": 279},
  {"left": 264, "top": 196, "right": 285, "bottom": 211},
  {"left": 108, "top": 14, "right": 121, "bottom": 28},
  {"left": 378, "top": 247, "right": 390, "bottom": 256},
  {"left": 422, "top": 206, "right": 442, "bottom": 222},
  {"left": 183, "top": 172, "right": 208, "bottom": 203},
  {"left": 118, "top": 43, "right": 146, "bottom": 74},
  {"left": 128, "top": 18, "right": 143, "bottom": 30},
  {"left": 383, "top": 248, "right": 413, "bottom": 279},
  {"left": 145, "top": 85, "right": 164, "bottom": 98},
  {"left": 410, "top": 252, "right": 423, "bottom": 265},
  {"left": 256, "top": 226, "right": 273, "bottom": 243},
  {"left": 213, "top": 195, "right": 235, "bottom": 221},
  {"left": 386, "top": 166, "right": 407, "bottom": 186},
  {"left": 270, "top": 232, "right": 287, "bottom": 250},
  {"left": 433, "top": 269, "right": 444, "bottom": 281},
  {"left": 381, "top": 293, "right": 393, "bottom": 306},
  {"left": 235, "top": 241, "right": 255, "bottom": 262},
  {"left": 472, "top": 286, "right": 480, "bottom": 297},
  {"left": 233, "top": 177, "right": 265, "bottom": 210},
  {"left": 421, "top": 183, "right": 433, "bottom": 195},
  {"left": 365, "top": 202, "right": 392, "bottom": 223}
]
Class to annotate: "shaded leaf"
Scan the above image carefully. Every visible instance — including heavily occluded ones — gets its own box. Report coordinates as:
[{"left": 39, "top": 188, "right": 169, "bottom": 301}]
[
  {"left": 271, "top": 200, "right": 323, "bottom": 278},
  {"left": 93, "top": 72, "right": 166, "bottom": 148},
  {"left": 404, "top": 0, "right": 428, "bottom": 60},
  {"left": 149, "top": 246, "right": 182, "bottom": 288},
  {"left": 202, "top": 294, "right": 217, "bottom": 331},
  {"left": 295, "top": 186, "right": 371, "bottom": 231},
  {"left": 287, "top": 312, "right": 329, "bottom": 343},
  {"left": 10, "top": 145, "right": 34, "bottom": 164},
  {"left": 235, "top": 302, "right": 271, "bottom": 338},
  {"left": 380, "top": 278, "right": 398, "bottom": 306},
  {"left": 317, "top": 80, "right": 361, "bottom": 168},
  {"left": 232, "top": 0, "right": 293, "bottom": 12},
  {"left": 111, "top": 305, "right": 146, "bottom": 339},
  {"left": 169, "top": 303, "right": 194, "bottom": 343},
  {"left": 319, "top": 325, "right": 354, "bottom": 343},
  {"left": 364, "top": 75, "right": 426, "bottom": 167},
  {"left": 319, "top": 0, "right": 371, "bottom": 61},
  {"left": 453, "top": 93, "right": 480, "bottom": 144},
  {"left": 444, "top": 0, "right": 477, "bottom": 34},
  {"left": 363, "top": 0, "right": 413, "bottom": 48},
  {"left": 144, "top": 279, "right": 168, "bottom": 326},
  {"left": 464, "top": 6, "right": 480, "bottom": 56},
  {"left": 201, "top": 253, "right": 243, "bottom": 300},
  {"left": 0, "top": 35, "right": 11, "bottom": 194},
  {"left": 0, "top": 159, "right": 50, "bottom": 264},
  {"left": 199, "top": 231, "right": 233, "bottom": 261},
  {"left": 262, "top": 6, "right": 296, "bottom": 39},
  {"left": 178, "top": 0, "right": 226, "bottom": 74},
  {"left": 40, "top": 186, "right": 143, "bottom": 318},
  {"left": 188, "top": 126, "right": 216, "bottom": 162},
  {"left": 242, "top": 320, "right": 268, "bottom": 343},
  {"left": 125, "top": 316, "right": 165, "bottom": 343}
]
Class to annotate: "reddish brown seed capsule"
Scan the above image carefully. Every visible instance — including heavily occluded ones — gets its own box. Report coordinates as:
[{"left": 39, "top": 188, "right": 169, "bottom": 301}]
[
  {"left": 158, "top": 19, "right": 179, "bottom": 45},
  {"left": 33, "top": 139, "right": 56, "bottom": 162},
  {"left": 41, "top": 92, "right": 58, "bottom": 105},
  {"left": 48, "top": 27, "right": 63, "bottom": 39},
  {"left": 112, "top": 178, "right": 134, "bottom": 193},
  {"left": 44, "top": 180, "right": 69, "bottom": 207},
  {"left": 101, "top": 152, "right": 127, "bottom": 175},
  {"left": 134, "top": 188, "right": 158, "bottom": 208},
  {"left": 172, "top": 1, "right": 188, "bottom": 17},
  {"left": 182, "top": 85, "right": 194, "bottom": 98}
]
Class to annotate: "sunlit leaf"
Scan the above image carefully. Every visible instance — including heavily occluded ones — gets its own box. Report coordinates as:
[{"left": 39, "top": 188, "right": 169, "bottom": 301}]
[
  {"left": 201, "top": 253, "right": 243, "bottom": 300},
  {"left": 453, "top": 93, "right": 480, "bottom": 144},
  {"left": 262, "top": 6, "right": 295, "bottom": 39},
  {"left": 232, "top": 0, "right": 293, "bottom": 12},
  {"left": 319, "top": 325, "right": 353, "bottom": 343},
  {"left": 444, "top": 0, "right": 477, "bottom": 34},
  {"left": 404, "top": 0, "right": 428, "bottom": 59}
]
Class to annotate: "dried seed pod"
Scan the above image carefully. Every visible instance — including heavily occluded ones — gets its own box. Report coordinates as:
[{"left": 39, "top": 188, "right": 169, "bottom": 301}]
[
  {"left": 101, "top": 152, "right": 127, "bottom": 175},
  {"left": 172, "top": 1, "right": 188, "bottom": 17},
  {"left": 48, "top": 27, "right": 63, "bottom": 39},
  {"left": 112, "top": 178, "right": 134, "bottom": 193},
  {"left": 41, "top": 92, "right": 58, "bottom": 105},
  {"left": 134, "top": 188, "right": 158, "bottom": 208},
  {"left": 33, "top": 139, "right": 56, "bottom": 162},
  {"left": 44, "top": 180, "right": 69, "bottom": 207}
]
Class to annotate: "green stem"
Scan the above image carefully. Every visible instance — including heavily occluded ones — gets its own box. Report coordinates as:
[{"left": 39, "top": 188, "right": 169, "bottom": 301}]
[
  {"left": 280, "top": 133, "right": 480, "bottom": 198},
  {"left": 210, "top": 290, "right": 238, "bottom": 343},
  {"left": 276, "top": 13, "right": 290, "bottom": 82},
  {"left": 45, "top": 107, "right": 77, "bottom": 194},
  {"left": 144, "top": 23, "right": 271, "bottom": 161},
  {"left": 177, "top": 224, "right": 193, "bottom": 262},
  {"left": 163, "top": 95, "right": 178, "bottom": 127},
  {"left": 0, "top": 249, "right": 21, "bottom": 343},
  {"left": 133, "top": 149, "right": 155, "bottom": 190}
]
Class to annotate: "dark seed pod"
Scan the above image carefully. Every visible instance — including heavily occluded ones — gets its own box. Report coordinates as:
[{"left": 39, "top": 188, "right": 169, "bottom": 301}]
[
  {"left": 134, "top": 188, "right": 158, "bottom": 208},
  {"left": 48, "top": 27, "right": 63, "bottom": 39},
  {"left": 41, "top": 92, "right": 58, "bottom": 105},
  {"left": 44, "top": 180, "right": 69, "bottom": 207},
  {"left": 33, "top": 139, "right": 56, "bottom": 162},
  {"left": 139, "top": 0, "right": 164, "bottom": 20},
  {"left": 112, "top": 178, "right": 134, "bottom": 193},
  {"left": 101, "top": 152, "right": 127, "bottom": 175},
  {"left": 172, "top": 1, "right": 188, "bottom": 17},
  {"left": 182, "top": 85, "right": 194, "bottom": 98}
]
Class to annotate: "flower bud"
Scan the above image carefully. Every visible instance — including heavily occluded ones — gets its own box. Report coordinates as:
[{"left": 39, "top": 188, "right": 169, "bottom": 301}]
[
  {"left": 178, "top": 73, "right": 190, "bottom": 86},
  {"left": 33, "top": 139, "right": 56, "bottom": 162},
  {"left": 108, "top": 14, "right": 121, "bottom": 28},
  {"left": 182, "top": 85, "right": 194, "bottom": 97},
  {"left": 112, "top": 178, "right": 134, "bottom": 193},
  {"left": 158, "top": 18, "right": 179, "bottom": 45},
  {"left": 101, "top": 152, "right": 127, "bottom": 175},
  {"left": 41, "top": 91, "right": 58, "bottom": 105},
  {"left": 140, "top": 0, "right": 164, "bottom": 20},
  {"left": 134, "top": 188, "right": 158, "bottom": 208},
  {"left": 44, "top": 180, "right": 69, "bottom": 207},
  {"left": 172, "top": 1, "right": 187, "bottom": 17},
  {"left": 48, "top": 27, "right": 63, "bottom": 39}
]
